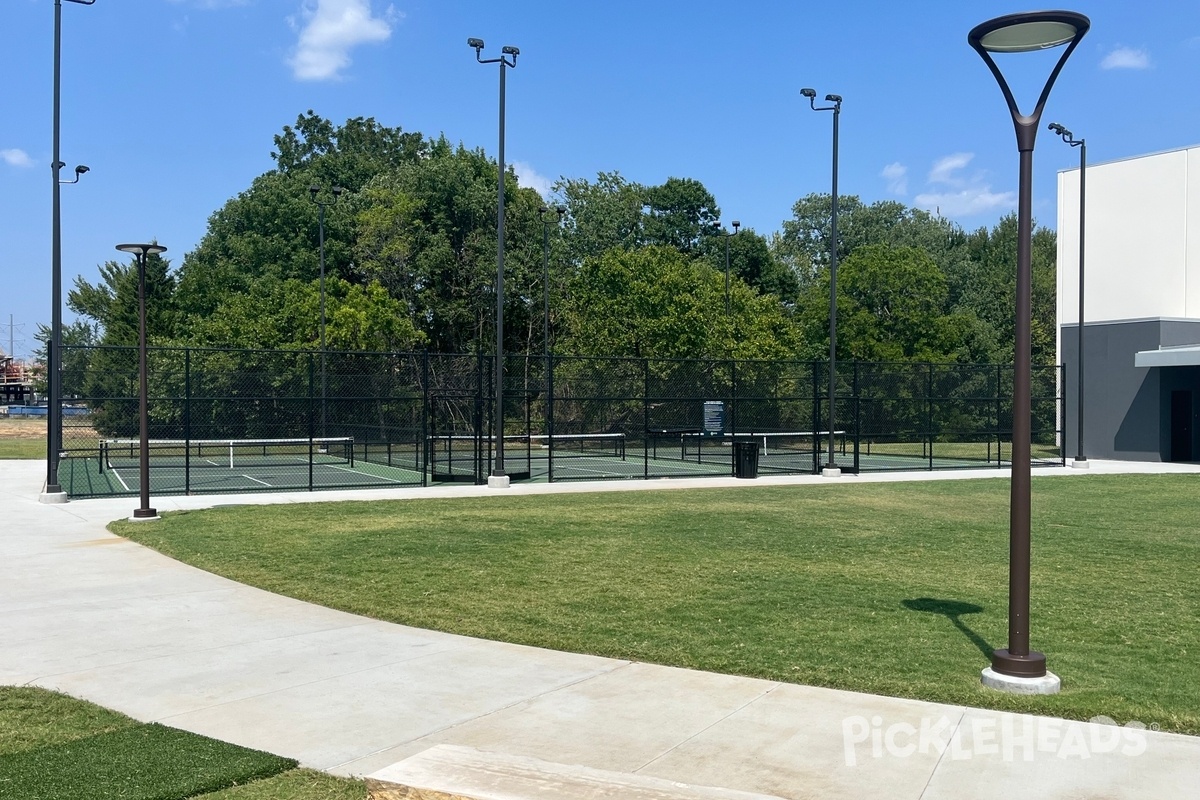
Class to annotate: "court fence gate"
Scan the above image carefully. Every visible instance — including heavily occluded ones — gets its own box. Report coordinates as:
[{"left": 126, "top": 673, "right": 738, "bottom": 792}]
[{"left": 57, "top": 345, "right": 1065, "bottom": 497}]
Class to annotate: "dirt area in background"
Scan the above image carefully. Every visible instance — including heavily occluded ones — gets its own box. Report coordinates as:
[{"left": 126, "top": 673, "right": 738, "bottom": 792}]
[{"left": 0, "top": 417, "right": 47, "bottom": 440}]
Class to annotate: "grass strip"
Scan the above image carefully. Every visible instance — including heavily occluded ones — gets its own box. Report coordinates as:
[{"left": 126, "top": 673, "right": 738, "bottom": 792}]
[
  {"left": 115, "top": 475, "right": 1200, "bottom": 735},
  {"left": 0, "top": 723, "right": 296, "bottom": 800}
]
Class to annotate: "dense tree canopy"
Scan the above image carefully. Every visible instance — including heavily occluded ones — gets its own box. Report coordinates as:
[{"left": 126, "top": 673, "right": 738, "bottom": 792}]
[{"left": 64, "top": 112, "right": 1058, "bottom": 375}]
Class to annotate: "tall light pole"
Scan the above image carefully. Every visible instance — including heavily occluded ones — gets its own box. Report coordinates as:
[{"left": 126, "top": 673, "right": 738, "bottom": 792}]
[
  {"left": 43, "top": 0, "right": 96, "bottom": 503},
  {"left": 721, "top": 220, "right": 740, "bottom": 316},
  {"left": 802, "top": 87, "right": 843, "bottom": 477},
  {"left": 469, "top": 37, "right": 519, "bottom": 488},
  {"left": 537, "top": 206, "right": 566, "bottom": 359},
  {"left": 969, "top": 10, "right": 1088, "bottom": 693},
  {"left": 1049, "top": 122, "right": 1088, "bottom": 469},
  {"left": 309, "top": 184, "right": 342, "bottom": 442},
  {"left": 116, "top": 243, "right": 167, "bottom": 522}
]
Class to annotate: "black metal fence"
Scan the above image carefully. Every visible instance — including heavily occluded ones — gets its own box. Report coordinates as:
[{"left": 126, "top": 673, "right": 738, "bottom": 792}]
[{"left": 58, "top": 345, "right": 1064, "bottom": 497}]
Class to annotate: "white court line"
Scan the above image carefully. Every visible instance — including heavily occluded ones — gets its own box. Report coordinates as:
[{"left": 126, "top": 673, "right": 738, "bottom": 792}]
[
  {"left": 324, "top": 463, "right": 410, "bottom": 484},
  {"left": 241, "top": 474, "right": 272, "bottom": 486},
  {"left": 109, "top": 467, "right": 131, "bottom": 492}
]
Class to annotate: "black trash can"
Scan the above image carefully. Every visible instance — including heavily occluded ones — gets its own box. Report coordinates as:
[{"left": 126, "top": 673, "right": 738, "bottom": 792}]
[{"left": 732, "top": 440, "right": 759, "bottom": 479}]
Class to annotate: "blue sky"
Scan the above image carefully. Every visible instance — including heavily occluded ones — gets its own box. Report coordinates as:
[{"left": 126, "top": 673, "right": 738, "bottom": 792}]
[{"left": 2, "top": 0, "right": 1197, "bottom": 361}]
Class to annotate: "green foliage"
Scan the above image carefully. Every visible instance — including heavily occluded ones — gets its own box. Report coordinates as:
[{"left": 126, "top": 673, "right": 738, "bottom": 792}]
[
  {"left": 559, "top": 245, "right": 803, "bottom": 361},
  {"left": 800, "top": 244, "right": 974, "bottom": 362}
]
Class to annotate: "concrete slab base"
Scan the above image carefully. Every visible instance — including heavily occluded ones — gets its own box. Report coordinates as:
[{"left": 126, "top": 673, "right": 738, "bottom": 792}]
[
  {"left": 980, "top": 667, "right": 1061, "bottom": 695},
  {"left": 38, "top": 490, "right": 69, "bottom": 504},
  {"left": 1072, "top": 458, "right": 1091, "bottom": 469},
  {"left": 487, "top": 475, "right": 511, "bottom": 489},
  {"left": 127, "top": 513, "right": 161, "bottom": 522},
  {"left": 368, "top": 744, "right": 789, "bottom": 800},
  {"left": 821, "top": 467, "right": 842, "bottom": 478}
]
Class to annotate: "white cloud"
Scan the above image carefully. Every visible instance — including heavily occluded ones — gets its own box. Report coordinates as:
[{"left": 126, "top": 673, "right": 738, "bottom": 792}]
[
  {"left": 511, "top": 161, "right": 552, "bottom": 199},
  {"left": 1101, "top": 47, "right": 1151, "bottom": 70},
  {"left": 1, "top": 149, "right": 33, "bottom": 168},
  {"left": 287, "top": 0, "right": 395, "bottom": 81},
  {"left": 880, "top": 162, "right": 907, "bottom": 195},
  {"left": 928, "top": 152, "right": 974, "bottom": 185},
  {"left": 913, "top": 152, "right": 1014, "bottom": 218},
  {"left": 168, "top": 0, "right": 251, "bottom": 8},
  {"left": 913, "top": 188, "right": 1016, "bottom": 218}
]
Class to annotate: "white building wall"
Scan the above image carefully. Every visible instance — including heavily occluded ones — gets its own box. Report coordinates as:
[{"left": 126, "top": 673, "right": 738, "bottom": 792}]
[{"left": 1056, "top": 146, "right": 1195, "bottom": 329}]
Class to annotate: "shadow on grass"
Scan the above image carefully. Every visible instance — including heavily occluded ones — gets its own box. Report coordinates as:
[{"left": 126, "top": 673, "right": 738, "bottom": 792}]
[{"left": 902, "top": 598, "right": 993, "bottom": 660}]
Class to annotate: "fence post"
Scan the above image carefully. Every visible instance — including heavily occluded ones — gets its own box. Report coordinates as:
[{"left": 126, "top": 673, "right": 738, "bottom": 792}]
[
  {"left": 184, "top": 347, "right": 191, "bottom": 495},
  {"left": 853, "top": 360, "right": 860, "bottom": 472},
  {"left": 1059, "top": 363, "right": 1067, "bottom": 466},
  {"left": 643, "top": 357, "right": 650, "bottom": 480},
  {"left": 547, "top": 353, "right": 555, "bottom": 482},
  {"left": 927, "top": 362, "right": 934, "bottom": 470},
  {"left": 421, "top": 351, "right": 429, "bottom": 487},
  {"left": 811, "top": 361, "right": 821, "bottom": 475},
  {"left": 308, "top": 352, "right": 315, "bottom": 492},
  {"left": 997, "top": 363, "right": 1004, "bottom": 469}
]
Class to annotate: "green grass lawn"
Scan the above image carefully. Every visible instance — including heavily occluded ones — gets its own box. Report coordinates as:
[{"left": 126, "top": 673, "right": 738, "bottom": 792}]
[
  {"left": 0, "top": 687, "right": 365, "bottom": 800},
  {"left": 115, "top": 474, "right": 1200, "bottom": 735},
  {"left": 0, "top": 438, "right": 45, "bottom": 459}
]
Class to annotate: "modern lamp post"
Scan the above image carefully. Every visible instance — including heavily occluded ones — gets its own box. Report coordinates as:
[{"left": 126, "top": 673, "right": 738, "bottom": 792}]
[
  {"left": 115, "top": 243, "right": 167, "bottom": 521},
  {"left": 721, "top": 220, "right": 741, "bottom": 316},
  {"left": 43, "top": 0, "right": 96, "bottom": 503},
  {"left": 969, "top": 10, "right": 1089, "bottom": 693},
  {"left": 802, "top": 87, "right": 843, "bottom": 477},
  {"left": 469, "top": 37, "right": 519, "bottom": 488},
  {"left": 1048, "top": 122, "right": 1088, "bottom": 469},
  {"left": 309, "top": 184, "right": 342, "bottom": 442}
]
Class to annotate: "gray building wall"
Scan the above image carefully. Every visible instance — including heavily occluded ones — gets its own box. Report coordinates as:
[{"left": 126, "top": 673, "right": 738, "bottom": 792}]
[{"left": 1060, "top": 318, "right": 1200, "bottom": 461}]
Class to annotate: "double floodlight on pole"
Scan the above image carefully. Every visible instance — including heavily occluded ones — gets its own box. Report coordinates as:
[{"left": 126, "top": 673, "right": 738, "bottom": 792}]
[
  {"left": 469, "top": 36, "right": 519, "bottom": 488},
  {"left": 720, "top": 220, "right": 740, "bottom": 316},
  {"left": 802, "top": 87, "right": 843, "bottom": 478},
  {"left": 968, "top": 9, "right": 1089, "bottom": 694},
  {"left": 1048, "top": 122, "right": 1088, "bottom": 469},
  {"left": 309, "top": 184, "right": 343, "bottom": 443},
  {"left": 43, "top": 0, "right": 97, "bottom": 504},
  {"left": 115, "top": 243, "right": 167, "bottom": 522}
]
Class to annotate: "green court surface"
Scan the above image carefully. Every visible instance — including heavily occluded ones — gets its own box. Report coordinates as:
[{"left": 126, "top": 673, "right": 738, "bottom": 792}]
[{"left": 60, "top": 437, "right": 1056, "bottom": 498}]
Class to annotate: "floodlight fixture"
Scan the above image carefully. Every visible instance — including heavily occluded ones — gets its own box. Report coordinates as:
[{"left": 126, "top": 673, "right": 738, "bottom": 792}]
[
  {"left": 469, "top": 38, "right": 521, "bottom": 485},
  {"left": 1049, "top": 121, "right": 1088, "bottom": 469},
  {"left": 45, "top": 0, "right": 99, "bottom": 501},
  {"left": 968, "top": 9, "right": 1088, "bottom": 689},
  {"left": 802, "top": 86, "right": 844, "bottom": 476},
  {"left": 732, "top": 220, "right": 740, "bottom": 232}
]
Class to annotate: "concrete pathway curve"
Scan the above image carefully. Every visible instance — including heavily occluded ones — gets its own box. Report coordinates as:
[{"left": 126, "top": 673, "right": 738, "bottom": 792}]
[{"left": 3, "top": 459, "right": 1198, "bottom": 799}]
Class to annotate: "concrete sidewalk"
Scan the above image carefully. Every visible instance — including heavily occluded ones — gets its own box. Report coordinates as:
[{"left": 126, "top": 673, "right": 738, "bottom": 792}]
[{"left": 3, "top": 458, "right": 1198, "bottom": 798}]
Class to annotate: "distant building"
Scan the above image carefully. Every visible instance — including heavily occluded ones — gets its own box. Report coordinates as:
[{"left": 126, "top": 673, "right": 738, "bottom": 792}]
[
  {"left": 2, "top": 350, "right": 35, "bottom": 405},
  {"left": 1057, "top": 143, "right": 1200, "bottom": 462}
]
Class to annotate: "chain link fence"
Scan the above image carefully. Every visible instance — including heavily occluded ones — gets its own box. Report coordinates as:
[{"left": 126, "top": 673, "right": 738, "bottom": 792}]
[{"left": 58, "top": 345, "right": 1063, "bottom": 497}]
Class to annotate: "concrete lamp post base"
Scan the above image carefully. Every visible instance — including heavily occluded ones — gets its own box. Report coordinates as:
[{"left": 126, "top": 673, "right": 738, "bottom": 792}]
[
  {"left": 981, "top": 666, "right": 1061, "bottom": 695},
  {"left": 38, "top": 490, "right": 69, "bottom": 504},
  {"left": 1072, "top": 458, "right": 1090, "bottom": 469},
  {"left": 821, "top": 466, "right": 842, "bottom": 478},
  {"left": 129, "top": 509, "right": 160, "bottom": 522},
  {"left": 487, "top": 475, "right": 511, "bottom": 489}
]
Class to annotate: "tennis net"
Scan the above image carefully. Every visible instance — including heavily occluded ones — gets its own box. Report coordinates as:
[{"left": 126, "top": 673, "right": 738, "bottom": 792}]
[{"left": 99, "top": 437, "right": 355, "bottom": 472}]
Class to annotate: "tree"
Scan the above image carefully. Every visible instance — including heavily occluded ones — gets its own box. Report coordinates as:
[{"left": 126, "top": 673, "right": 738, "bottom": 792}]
[
  {"left": 559, "top": 245, "right": 803, "bottom": 362},
  {"left": 641, "top": 177, "right": 721, "bottom": 255},
  {"left": 799, "top": 244, "right": 972, "bottom": 363}
]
